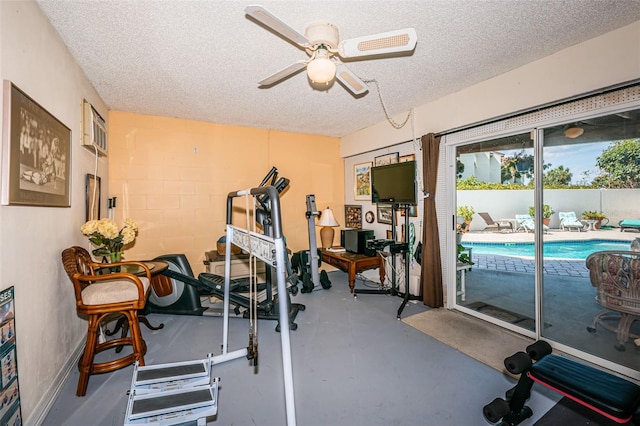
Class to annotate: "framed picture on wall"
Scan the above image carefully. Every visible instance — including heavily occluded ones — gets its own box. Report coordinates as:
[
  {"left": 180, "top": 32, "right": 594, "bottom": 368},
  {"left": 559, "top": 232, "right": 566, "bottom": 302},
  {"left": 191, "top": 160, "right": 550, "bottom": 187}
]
[
  {"left": 377, "top": 204, "right": 393, "bottom": 224},
  {"left": 354, "top": 162, "right": 372, "bottom": 201},
  {"left": 344, "top": 205, "right": 362, "bottom": 229},
  {"left": 85, "top": 174, "right": 101, "bottom": 221},
  {"left": 374, "top": 152, "right": 399, "bottom": 166},
  {"left": 399, "top": 154, "right": 415, "bottom": 163},
  {"left": 1, "top": 81, "right": 71, "bottom": 207}
]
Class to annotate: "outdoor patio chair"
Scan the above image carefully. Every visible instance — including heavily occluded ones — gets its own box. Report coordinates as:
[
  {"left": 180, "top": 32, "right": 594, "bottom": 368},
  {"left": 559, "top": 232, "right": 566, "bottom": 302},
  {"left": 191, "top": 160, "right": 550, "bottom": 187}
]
[
  {"left": 586, "top": 250, "right": 640, "bottom": 351},
  {"left": 558, "top": 211, "right": 585, "bottom": 232},
  {"left": 619, "top": 219, "right": 640, "bottom": 232},
  {"left": 478, "top": 212, "right": 513, "bottom": 233},
  {"left": 515, "top": 214, "right": 549, "bottom": 233}
]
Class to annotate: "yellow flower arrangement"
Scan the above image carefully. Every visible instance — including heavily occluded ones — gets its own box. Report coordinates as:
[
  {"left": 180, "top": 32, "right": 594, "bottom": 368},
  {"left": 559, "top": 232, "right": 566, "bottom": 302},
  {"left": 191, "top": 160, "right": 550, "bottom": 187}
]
[{"left": 81, "top": 218, "right": 138, "bottom": 261}]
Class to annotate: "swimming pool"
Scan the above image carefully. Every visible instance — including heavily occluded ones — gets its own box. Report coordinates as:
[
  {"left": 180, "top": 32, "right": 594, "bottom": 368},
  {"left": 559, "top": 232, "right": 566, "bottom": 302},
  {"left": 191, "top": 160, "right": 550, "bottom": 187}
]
[{"left": 464, "top": 240, "right": 631, "bottom": 260}]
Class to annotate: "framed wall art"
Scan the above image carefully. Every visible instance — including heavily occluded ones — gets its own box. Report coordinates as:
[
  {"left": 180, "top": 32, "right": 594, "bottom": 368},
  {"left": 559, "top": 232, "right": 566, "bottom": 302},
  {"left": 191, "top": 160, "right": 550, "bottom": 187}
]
[
  {"left": 377, "top": 204, "right": 393, "bottom": 225},
  {"left": 354, "top": 162, "right": 372, "bottom": 201},
  {"left": 1, "top": 81, "right": 71, "bottom": 207},
  {"left": 399, "top": 154, "right": 415, "bottom": 163},
  {"left": 344, "top": 205, "right": 362, "bottom": 229},
  {"left": 374, "top": 152, "right": 398, "bottom": 166},
  {"left": 85, "top": 174, "right": 101, "bottom": 221}
]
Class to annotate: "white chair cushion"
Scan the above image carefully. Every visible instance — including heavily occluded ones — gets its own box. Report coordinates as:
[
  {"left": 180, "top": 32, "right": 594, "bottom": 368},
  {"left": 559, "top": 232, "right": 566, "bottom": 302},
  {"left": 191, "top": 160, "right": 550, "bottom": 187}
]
[{"left": 81, "top": 277, "right": 149, "bottom": 305}]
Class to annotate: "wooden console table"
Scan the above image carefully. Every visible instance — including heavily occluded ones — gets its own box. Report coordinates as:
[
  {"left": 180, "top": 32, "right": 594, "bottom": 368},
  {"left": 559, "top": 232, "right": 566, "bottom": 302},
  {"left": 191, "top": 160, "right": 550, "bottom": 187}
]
[{"left": 320, "top": 249, "right": 385, "bottom": 293}]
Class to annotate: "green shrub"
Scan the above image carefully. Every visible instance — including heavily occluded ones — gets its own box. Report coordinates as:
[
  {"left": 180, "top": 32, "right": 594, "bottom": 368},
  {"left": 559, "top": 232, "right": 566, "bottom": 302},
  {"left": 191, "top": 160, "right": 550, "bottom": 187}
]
[
  {"left": 528, "top": 204, "right": 554, "bottom": 219},
  {"left": 582, "top": 210, "right": 607, "bottom": 220},
  {"left": 457, "top": 205, "right": 475, "bottom": 221}
]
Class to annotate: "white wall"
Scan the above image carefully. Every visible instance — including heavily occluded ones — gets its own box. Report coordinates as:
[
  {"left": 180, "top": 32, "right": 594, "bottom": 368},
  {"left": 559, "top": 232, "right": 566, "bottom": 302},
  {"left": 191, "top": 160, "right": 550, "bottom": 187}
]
[
  {"left": 0, "top": 2, "right": 108, "bottom": 423},
  {"left": 343, "top": 140, "right": 423, "bottom": 288},
  {"left": 340, "top": 20, "right": 640, "bottom": 157},
  {"left": 458, "top": 188, "right": 640, "bottom": 231}
]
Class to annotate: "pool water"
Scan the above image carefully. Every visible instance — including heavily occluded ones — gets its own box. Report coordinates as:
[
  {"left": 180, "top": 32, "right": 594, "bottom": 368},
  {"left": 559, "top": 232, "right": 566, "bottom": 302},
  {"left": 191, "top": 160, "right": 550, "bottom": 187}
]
[{"left": 465, "top": 240, "right": 631, "bottom": 260}]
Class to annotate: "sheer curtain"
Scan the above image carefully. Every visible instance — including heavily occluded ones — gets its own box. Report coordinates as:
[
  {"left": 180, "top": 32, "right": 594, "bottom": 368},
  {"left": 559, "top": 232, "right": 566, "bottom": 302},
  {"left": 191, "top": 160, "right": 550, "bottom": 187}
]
[{"left": 420, "top": 133, "right": 443, "bottom": 307}]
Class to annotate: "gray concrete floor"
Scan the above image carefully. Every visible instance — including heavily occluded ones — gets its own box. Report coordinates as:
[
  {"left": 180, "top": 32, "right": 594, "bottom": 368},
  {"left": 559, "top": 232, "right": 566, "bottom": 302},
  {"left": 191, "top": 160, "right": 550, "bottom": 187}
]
[{"left": 42, "top": 271, "right": 558, "bottom": 426}]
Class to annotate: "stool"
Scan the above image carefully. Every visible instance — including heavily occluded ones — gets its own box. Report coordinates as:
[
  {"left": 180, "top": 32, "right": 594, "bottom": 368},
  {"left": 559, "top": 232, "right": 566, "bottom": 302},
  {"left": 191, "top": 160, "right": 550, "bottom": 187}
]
[{"left": 61, "top": 246, "right": 151, "bottom": 396}]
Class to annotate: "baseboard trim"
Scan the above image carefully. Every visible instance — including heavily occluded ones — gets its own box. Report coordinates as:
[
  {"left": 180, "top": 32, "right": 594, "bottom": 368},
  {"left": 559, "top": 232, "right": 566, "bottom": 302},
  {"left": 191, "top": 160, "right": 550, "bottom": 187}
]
[{"left": 25, "top": 339, "right": 84, "bottom": 426}]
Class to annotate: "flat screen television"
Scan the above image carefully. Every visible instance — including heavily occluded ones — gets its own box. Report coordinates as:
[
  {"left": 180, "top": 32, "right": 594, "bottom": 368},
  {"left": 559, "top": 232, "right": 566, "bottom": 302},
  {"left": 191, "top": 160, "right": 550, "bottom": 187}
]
[{"left": 371, "top": 161, "right": 416, "bottom": 204}]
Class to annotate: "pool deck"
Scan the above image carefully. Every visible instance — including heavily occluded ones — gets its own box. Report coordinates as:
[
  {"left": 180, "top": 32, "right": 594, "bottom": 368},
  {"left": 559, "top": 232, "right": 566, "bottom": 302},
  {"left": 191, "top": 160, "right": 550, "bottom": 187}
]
[{"left": 459, "top": 227, "right": 639, "bottom": 278}]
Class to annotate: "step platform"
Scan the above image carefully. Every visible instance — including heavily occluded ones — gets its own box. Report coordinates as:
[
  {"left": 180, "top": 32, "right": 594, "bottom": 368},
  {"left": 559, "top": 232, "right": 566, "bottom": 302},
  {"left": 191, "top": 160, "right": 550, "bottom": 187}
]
[{"left": 125, "top": 356, "right": 219, "bottom": 426}]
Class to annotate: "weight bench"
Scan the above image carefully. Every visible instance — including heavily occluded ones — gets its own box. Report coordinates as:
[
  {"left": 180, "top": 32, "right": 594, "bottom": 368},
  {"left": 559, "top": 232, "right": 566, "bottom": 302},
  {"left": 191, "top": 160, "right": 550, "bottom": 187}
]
[{"left": 483, "top": 340, "right": 640, "bottom": 425}]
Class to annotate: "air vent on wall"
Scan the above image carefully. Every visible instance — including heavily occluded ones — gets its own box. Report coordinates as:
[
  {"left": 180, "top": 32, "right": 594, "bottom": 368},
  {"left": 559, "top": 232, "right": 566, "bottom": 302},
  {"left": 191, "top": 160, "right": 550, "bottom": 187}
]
[{"left": 82, "top": 99, "right": 107, "bottom": 156}]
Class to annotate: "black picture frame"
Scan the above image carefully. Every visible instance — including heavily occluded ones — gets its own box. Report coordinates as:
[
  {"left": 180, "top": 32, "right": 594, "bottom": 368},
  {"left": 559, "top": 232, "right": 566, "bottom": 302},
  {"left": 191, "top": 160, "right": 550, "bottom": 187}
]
[
  {"left": 85, "top": 174, "right": 101, "bottom": 221},
  {"left": 344, "top": 205, "right": 362, "bottom": 229},
  {"left": 1, "top": 81, "right": 71, "bottom": 207}
]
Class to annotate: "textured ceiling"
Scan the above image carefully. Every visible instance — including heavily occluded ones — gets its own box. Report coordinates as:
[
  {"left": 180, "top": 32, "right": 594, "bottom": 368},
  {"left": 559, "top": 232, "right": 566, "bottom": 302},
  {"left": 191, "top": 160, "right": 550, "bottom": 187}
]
[{"left": 37, "top": 0, "right": 640, "bottom": 138}]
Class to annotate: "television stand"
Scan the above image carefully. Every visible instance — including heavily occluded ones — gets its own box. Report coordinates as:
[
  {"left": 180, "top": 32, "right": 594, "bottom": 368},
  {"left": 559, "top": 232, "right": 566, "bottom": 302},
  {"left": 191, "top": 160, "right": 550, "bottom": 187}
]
[{"left": 353, "top": 204, "right": 419, "bottom": 318}]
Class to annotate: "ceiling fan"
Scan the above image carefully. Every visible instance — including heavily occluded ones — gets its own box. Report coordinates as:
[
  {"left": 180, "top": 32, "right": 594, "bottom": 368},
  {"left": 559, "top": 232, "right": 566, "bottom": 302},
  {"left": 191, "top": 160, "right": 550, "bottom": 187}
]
[{"left": 245, "top": 5, "right": 417, "bottom": 96}]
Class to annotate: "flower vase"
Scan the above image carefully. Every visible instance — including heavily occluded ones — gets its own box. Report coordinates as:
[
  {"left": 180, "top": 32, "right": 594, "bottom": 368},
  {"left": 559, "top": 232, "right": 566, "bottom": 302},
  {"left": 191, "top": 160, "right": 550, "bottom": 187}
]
[{"left": 108, "top": 251, "right": 123, "bottom": 272}]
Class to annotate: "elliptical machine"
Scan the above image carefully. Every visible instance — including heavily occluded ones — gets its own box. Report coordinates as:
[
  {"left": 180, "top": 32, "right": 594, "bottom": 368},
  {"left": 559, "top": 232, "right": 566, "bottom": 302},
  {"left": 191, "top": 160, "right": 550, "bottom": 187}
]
[{"left": 147, "top": 167, "right": 305, "bottom": 330}]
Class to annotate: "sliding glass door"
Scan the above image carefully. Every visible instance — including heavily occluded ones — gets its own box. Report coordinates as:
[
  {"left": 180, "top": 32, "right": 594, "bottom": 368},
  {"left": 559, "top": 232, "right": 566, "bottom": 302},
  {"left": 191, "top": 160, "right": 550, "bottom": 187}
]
[
  {"left": 539, "top": 109, "right": 640, "bottom": 373},
  {"left": 451, "top": 104, "right": 640, "bottom": 376},
  {"left": 455, "top": 133, "right": 536, "bottom": 334}
]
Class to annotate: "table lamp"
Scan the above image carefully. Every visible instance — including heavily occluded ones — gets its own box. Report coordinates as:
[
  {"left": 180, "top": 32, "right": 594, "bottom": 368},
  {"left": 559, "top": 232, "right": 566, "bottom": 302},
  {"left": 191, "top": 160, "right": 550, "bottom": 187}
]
[{"left": 317, "top": 207, "right": 340, "bottom": 249}]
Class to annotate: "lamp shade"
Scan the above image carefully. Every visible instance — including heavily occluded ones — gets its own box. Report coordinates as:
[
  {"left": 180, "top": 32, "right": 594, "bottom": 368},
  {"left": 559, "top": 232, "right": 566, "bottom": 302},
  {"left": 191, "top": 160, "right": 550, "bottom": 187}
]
[
  {"left": 307, "top": 49, "right": 336, "bottom": 84},
  {"left": 317, "top": 208, "right": 339, "bottom": 227},
  {"left": 317, "top": 207, "right": 339, "bottom": 249}
]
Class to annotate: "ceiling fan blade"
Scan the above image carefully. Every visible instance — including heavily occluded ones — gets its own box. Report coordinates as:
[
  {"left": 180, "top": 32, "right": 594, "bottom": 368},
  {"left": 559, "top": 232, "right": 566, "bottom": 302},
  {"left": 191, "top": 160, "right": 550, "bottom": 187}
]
[
  {"left": 259, "top": 62, "right": 307, "bottom": 86},
  {"left": 335, "top": 63, "right": 369, "bottom": 96},
  {"left": 245, "top": 5, "right": 311, "bottom": 48},
  {"left": 338, "top": 28, "right": 417, "bottom": 59}
]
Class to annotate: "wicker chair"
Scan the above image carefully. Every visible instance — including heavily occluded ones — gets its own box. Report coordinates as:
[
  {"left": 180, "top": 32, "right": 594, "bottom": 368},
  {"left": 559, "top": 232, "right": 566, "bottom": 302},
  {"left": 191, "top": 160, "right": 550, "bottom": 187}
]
[
  {"left": 585, "top": 250, "right": 640, "bottom": 351},
  {"left": 61, "top": 246, "right": 151, "bottom": 396}
]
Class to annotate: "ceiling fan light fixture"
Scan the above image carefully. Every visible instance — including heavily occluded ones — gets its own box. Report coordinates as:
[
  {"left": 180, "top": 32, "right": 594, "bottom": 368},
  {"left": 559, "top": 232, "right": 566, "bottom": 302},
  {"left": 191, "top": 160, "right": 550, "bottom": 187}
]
[
  {"left": 564, "top": 124, "right": 584, "bottom": 139},
  {"left": 307, "top": 48, "right": 336, "bottom": 84}
]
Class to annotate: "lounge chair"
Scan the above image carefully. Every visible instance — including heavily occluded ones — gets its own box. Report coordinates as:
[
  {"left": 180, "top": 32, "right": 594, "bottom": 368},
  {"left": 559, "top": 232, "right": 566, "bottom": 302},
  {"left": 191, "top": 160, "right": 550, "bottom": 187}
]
[
  {"left": 559, "top": 212, "right": 585, "bottom": 232},
  {"left": 515, "top": 214, "right": 549, "bottom": 233},
  {"left": 478, "top": 212, "right": 513, "bottom": 233},
  {"left": 620, "top": 220, "right": 640, "bottom": 232}
]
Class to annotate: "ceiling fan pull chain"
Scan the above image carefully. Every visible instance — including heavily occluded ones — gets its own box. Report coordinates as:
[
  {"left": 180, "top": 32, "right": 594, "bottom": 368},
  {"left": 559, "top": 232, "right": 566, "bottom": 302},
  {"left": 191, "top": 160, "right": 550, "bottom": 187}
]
[{"left": 364, "top": 78, "right": 412, "bottom": 130}]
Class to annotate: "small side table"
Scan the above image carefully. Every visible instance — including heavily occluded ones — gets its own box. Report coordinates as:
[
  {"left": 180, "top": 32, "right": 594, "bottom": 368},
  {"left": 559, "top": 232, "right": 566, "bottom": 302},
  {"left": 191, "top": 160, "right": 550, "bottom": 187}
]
[
  {"left": 456, "top": 263, "right": 472, "bottom": 301},
  {"left": 583, "top": 220, "right": 598, "bottom": 231},
  {"left": 320, "top": 249, "right": 385, "bottom": 293},
  {"left": 105, "top": 260, "right": 169, "bottom": 346}
]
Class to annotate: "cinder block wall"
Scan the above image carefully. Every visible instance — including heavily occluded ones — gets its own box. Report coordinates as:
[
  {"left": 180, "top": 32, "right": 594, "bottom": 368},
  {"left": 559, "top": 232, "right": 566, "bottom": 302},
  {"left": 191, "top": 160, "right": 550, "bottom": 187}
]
[{"left": 108, "top": 111, "right": 344, "bottom": 272}]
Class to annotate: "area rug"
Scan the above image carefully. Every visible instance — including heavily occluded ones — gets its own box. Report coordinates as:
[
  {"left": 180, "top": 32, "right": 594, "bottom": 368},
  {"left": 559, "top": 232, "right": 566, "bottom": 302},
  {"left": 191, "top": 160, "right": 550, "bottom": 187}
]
[
  {"left": 403, "top": 308, "right": 534, "bottom": 376},
  {"left": 464, "top": 301, "right": 552, "bottom": 330}
]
